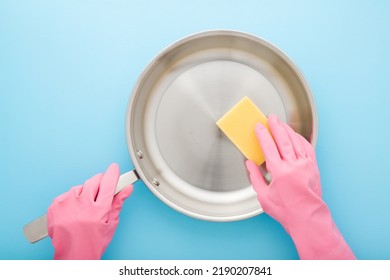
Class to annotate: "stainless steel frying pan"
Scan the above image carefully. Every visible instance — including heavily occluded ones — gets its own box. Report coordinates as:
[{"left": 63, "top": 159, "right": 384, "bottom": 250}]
[{"left": 23, "top": 30, "right": 318, "bottom": 243}]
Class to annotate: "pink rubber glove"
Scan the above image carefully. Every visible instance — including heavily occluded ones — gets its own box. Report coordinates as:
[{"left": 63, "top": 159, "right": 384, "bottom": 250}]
[
  {"left": 246, "top": 115, "right": 355, "bottom": 260},
  {"left": 47, "top": 163, "right": 133, "bottom": 260}
]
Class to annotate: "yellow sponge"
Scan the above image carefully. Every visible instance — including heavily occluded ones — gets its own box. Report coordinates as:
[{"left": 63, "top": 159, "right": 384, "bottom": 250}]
[{"left": 216, "top": 96, "right": 268, "bottom": 165}]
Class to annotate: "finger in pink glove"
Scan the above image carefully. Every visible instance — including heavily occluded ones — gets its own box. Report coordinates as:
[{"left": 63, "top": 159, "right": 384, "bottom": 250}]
[
  {"left": 246, "top": 114, "right": 355, "bottom": 259},
  {"left": 47, "top": 163, "right": 133, "bottom": 260}
]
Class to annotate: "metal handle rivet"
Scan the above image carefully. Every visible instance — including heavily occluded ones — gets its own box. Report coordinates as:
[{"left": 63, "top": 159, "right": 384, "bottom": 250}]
[{"left": 152, "top": 178, "right": 160, "bottom": 186}]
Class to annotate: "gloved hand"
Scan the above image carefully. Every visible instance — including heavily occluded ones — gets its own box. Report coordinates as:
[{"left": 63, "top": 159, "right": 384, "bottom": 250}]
[
  {"left": 47, "top": 163, "right": 133, "bottom": 260},
  {"left": 246, "top": 114, "right": 355, "bottom": 259}
]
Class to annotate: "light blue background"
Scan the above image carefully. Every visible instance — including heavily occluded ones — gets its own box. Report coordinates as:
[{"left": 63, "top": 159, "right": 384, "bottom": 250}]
[{"left": 1, "top": 1, "right": 389, "bottom": 260}]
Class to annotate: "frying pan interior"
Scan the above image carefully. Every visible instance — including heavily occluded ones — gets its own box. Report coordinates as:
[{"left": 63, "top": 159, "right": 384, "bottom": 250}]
[{"left": 126, "top": 30, "right": 317, "bottom": 221}]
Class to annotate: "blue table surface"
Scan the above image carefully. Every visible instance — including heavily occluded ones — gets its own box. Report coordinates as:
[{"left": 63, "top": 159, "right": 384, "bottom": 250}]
[{"left": 1, "top": 1, "right": 389, "bottom": 260}]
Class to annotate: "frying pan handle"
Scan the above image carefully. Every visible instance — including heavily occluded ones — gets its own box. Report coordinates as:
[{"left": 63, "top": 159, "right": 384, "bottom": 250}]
[{"left": 23, "top": 169, "right": 140, "bottom": 244}]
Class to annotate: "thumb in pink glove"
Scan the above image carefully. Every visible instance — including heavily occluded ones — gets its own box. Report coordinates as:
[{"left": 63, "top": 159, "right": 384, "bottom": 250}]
[
  {"left": 246, "top": 114, "right": 355, "bottom": 260},
  {"left": 47, "top": 163, "right": 133, "bottom": 260}
]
